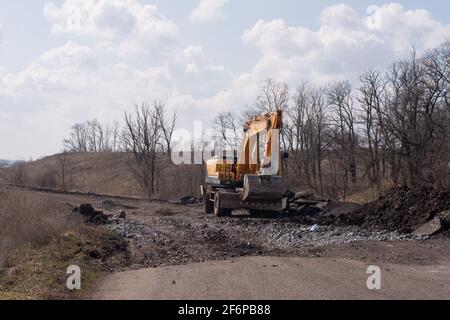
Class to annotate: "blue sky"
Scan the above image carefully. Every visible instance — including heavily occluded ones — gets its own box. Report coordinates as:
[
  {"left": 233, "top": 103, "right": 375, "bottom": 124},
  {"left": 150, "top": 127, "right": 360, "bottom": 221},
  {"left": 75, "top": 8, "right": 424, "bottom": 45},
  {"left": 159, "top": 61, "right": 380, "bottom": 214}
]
[{"left": 1, "top": 0, "right": 450, "bottom": 159}]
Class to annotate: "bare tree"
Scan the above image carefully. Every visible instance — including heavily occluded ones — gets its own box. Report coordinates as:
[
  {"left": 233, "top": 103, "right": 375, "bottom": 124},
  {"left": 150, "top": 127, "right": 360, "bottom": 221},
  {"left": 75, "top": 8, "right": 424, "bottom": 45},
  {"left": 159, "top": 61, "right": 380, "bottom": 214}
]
[
  {"left": 57, "top": 151, "right": 70, "bottom": 191},
  {"left": 326, "top": 81, "right": 359, "bottom": 186},
  {"left": 285, "top": 83, "right": 311, "bottom": 182},
  {"left": 252, "top": 79, "right": 291, "bottom": 151},
  {"left": 12, "top": 161, "right": 27, "bottom": 185},
  {"left": 308, "top": 89, "right": 328, "bottom": 194},
  {"left": 64, "top": 120, "right": 121, "bottom": 152},
  {"left": 285, "top": 83, "right": 328, "bottom": 193},
  {"left": 64, "top": 123, "right": 88, "bottom": 152},
  {"left": 214, "top": 111, "right": 242, "bottom": 150},
  {"left": 358, "top": 69, "right": 387, "bottom": 192},
  {"left": 123, "top": 103, "right": 163, "bottom": 198},
  {"left": 256, "top": 79, "right": 289, "bottom": 112},
  {"left": 154, "top": 102, "right": 177, "bottom": 156},
  {"left": 382, "top": 49, "right": 450, "bottom": 184},
  {"left": 109, "top": 121, "right": 121, "bottom": 151}
]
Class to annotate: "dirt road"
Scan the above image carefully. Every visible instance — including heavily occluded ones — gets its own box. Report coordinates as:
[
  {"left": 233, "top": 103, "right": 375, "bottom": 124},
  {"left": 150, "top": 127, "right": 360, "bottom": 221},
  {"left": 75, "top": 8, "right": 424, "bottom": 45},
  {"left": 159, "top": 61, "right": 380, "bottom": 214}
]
[
  {"left": 91, "top": 255, "right": 450, "bottom": 300},
  {"left": 3, "top": 185, "right": 450, "bottom": 300}
]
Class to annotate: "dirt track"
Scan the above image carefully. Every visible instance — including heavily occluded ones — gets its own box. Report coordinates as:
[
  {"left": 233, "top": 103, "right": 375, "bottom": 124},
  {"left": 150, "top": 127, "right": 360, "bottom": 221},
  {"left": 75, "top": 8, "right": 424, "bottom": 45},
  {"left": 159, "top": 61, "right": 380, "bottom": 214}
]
[
  {"left": 91, "top": 255, "right": 450, "bottom": 300},
  {"left": 3, "top": 185, "right": 450, "bottom": 299}
]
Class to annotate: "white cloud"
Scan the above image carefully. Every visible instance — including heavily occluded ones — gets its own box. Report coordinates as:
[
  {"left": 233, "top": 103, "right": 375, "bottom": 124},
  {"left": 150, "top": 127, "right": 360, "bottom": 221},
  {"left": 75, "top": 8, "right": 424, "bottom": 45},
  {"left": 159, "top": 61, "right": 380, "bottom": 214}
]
[
  {"left": 2, "top": 2, "right": 450, "bottom": 159},
  {"left": 204, "top": 3, "right": 450, "bottom": 118},
  {"left": 0, "top": 40, "right": 175, "bottom": 157},
  {"left": 2, "top": 40, "right": 173, "bottom": 108},
  {"left": 169, "top": 45, "right": 231, "bottom": 98},
  {"left": 44, "top": 0, "right": 178, "bottom": 55},
  {"left": 241, "top": 3, "right": 450, "bottom": 87},
  {"left": 0, "top": 38, "right": 231, "bottom": 158},
  {"left": 190, "top": 0, "right": 229, "bottom": 23}
]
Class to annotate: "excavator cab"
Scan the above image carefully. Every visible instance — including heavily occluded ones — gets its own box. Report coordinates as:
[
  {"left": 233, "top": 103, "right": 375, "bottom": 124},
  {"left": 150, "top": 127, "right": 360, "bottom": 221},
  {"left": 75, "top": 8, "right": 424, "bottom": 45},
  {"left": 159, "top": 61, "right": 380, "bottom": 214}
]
[{"left": 201, "top": 110, "right": 287, "bottom": 216}]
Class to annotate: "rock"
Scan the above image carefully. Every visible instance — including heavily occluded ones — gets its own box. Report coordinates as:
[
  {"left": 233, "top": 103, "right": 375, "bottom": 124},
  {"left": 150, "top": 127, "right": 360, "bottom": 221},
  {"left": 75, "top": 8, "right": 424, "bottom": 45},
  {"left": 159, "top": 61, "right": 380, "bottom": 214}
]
[
  {"left": 315, "top": 201, "right": 330, "bottom": 210},
  {"left": 74, "top": 203, "right": 111, "bottom": 224},
  {"left": 91, "top": 212, "right": 108, "bottom": 225},
  {"left": 295, "top": 205, "right": 307, "bottom": 214},
  {"left": 78, "top": 203, "right": 95, "bottom": 217},
  {"left": 413, "top": 217, "right": 442, "bottom": 237},
  {"left": 63, "top": 231, "right": 77, "bottom": 240},
  {"left": 283, "top": 190, "right": 295, "bottom": 199},
  {"left": 109, "top": 218, "right": 121, "bottom": 225},
  {"left": 294, "top": 190, "right": 315, "bottom": 200},
  {"left": 118, "top": 211, "right": 126, "bottom": 219},
  {"left": 87, "top": 248, "right": 102, "bottom": 259},
  {"left": 437, "top": 210, "right": 450, "bottom": 230},
  {"left": 179, "top": 195, "right": 198, "bottom": 205},
  {"left": 309, "top": 224, "right": 320, "bottom": 232}
]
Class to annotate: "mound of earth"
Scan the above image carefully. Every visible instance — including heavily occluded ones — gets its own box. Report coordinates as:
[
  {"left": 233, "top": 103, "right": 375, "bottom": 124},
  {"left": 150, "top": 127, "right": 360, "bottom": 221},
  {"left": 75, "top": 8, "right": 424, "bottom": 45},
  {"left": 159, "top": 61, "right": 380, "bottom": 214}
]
[{"left": 346, "top": 184, "right": 450, "bottom": 233}]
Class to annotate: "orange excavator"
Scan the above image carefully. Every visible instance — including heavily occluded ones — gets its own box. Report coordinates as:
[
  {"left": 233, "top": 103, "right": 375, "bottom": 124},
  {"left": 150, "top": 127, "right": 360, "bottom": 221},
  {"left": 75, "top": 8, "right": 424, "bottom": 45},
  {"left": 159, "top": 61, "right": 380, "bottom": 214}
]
[{"left": 201, "top": 110, "right": 287, "bottom": 216}]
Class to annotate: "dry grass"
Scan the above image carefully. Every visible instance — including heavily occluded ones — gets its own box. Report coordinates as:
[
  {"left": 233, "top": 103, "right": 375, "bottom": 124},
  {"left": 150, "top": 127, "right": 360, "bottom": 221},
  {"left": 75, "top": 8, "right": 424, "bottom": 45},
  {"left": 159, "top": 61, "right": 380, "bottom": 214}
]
[
  {"left": 0, "top": 152, "right": 205, "bottom": 200},
  {"left": 340, "top": 180, "right": 397, "bottom": 204},
  {"left": 0, "top": 152, "right": 143, "bottom": 197},
  {"left": 0, "top": 151, "right": 399, "bottom": 203},
  {"left": 0, "top": 190, "right": 73, "bottom": 268},
  {"left": 0, "top": 188, "right": 127, "bottom": 300},
  {"left": 0, "top": 227, "right": 119, "bottom": 300}
]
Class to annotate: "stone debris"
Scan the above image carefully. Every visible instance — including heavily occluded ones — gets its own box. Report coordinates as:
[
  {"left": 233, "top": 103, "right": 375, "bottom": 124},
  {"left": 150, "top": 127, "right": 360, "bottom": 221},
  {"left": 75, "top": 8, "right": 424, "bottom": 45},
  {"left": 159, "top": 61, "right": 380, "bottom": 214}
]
[
  {"left": 170, "top": 195, "right": 200, "bottom": 206},
  {"left": 73, "top": 203, "right": 126, "bottom": 225},
  {"left": 118, "top": 210, "right": 127, "bottom": 219},
  {"left": 294, "top": 190, "right": 316, "bottom": 200},
  {"left": 438, "top": 210, "right": 450, "bottom": 230},
  {"left": 413, "top": 217, "right": 442, "bottom": 237},
  {"left": 287, "top": 184, "right": 450, "bottom": 236},
  {"left": 346, "top": 184, "right": 450, "bottom": 233},
  {"left": 104, "top": 208, "right": 418, "bottom": 268},
  {"left": 73, "top": 203, "right": 108, "bottom": 224},
  {"left": 68, "top": 184, "right": 448, "bottom": 270}
]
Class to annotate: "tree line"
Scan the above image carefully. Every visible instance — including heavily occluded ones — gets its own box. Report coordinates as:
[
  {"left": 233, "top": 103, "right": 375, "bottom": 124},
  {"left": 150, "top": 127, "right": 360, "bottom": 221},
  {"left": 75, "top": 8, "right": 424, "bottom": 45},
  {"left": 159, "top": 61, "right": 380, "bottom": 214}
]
[
  {"left": 216, "top": 43, "right": 450, "bottom": 199},
  {"left": 60, "top": 42, "right": 449, "bottom": 200}
]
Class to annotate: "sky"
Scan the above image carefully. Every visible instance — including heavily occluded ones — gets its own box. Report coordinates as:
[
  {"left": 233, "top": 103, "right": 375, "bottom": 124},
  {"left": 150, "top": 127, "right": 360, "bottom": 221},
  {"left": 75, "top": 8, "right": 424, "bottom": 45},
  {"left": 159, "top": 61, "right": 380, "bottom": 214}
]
[{"left": 0, "top": 0, "right": 450, "bottom": 159}]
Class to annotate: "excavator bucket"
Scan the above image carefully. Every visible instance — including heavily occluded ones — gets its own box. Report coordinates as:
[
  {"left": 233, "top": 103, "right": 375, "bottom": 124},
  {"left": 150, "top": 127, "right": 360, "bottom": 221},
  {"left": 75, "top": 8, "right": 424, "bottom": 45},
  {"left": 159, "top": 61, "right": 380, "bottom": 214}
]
[{"left": 242, "top": 174, "right": 284, "bottom": 202}]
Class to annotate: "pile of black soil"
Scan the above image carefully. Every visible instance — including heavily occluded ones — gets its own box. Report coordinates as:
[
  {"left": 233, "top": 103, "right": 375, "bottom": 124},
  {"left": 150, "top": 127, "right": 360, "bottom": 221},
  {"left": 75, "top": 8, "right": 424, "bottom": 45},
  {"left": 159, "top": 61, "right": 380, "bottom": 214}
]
[{"left": 345, "top": 184, "right": 450, "bottom": 233}]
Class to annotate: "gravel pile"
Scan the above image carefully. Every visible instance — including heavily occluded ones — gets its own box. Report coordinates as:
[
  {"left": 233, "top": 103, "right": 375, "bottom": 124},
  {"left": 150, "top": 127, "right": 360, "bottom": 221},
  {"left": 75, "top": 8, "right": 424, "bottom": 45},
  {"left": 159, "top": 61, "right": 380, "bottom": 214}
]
[
  {"left": 266, "top": 224, "right": 414, "bottom": 249},
  {"left": 105, "top": 210, "right": 417, "bottom": 268}
]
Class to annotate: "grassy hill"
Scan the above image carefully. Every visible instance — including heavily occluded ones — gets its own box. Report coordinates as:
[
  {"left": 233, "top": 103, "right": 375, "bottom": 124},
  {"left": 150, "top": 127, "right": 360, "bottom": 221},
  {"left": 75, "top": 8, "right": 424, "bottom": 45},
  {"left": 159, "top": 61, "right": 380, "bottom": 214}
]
[
  {"left": 0, "top": 152, "right": 143, "bottom": 197},
  {"left": 0, "top": 152, "right": 205, "bottom": 200}
]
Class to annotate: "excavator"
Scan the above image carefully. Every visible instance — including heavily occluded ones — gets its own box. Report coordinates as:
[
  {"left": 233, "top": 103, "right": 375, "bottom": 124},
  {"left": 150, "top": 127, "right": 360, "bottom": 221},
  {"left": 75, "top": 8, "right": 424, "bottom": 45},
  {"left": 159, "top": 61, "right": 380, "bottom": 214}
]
[{"left": 200, "top": 110, "right": 287, "bottom": 216}]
